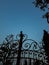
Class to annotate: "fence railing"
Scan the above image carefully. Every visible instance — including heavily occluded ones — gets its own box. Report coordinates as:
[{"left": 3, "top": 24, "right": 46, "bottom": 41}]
[{"left": 0, "top": 31, "right": 47, "bottom": 65}]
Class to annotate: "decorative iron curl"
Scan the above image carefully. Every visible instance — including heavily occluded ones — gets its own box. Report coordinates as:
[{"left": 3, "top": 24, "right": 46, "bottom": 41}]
[
  {"left": 22, "top": 39, "right": 40, "bottom": 50},
  {"left": 10, "top": 40, "right": 19, "bottom": 49}
]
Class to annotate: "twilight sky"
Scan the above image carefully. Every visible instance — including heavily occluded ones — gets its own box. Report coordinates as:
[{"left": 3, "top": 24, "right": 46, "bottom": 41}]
[{"left": 0, "top": 0, "right": 49, "bottom": 43}]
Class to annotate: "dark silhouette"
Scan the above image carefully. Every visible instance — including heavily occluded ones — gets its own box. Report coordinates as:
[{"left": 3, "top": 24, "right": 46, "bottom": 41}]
[
  {"left": 34, "top": 0, "right": 43, "bottom": 7},
  {"left": 24, "top": 60, "right": 27, "bottom": 65},
  {"left": 33, "top": 0, "right": 49, "bottom": 10},
  {"left": 16, "top": 31, "right": 24, "bottom": 65},
  {"left": 0, "top": 34, "right": 14, "bottom": 65},
  {"left": 0, "top": 31, "right": 47, "bottom": 65},
  {"left": 0, "top": 43, "right": 13, "bottom": 65},
  {"left": 44, "top": 0, "right": 49, "bottom": 4},
  {"left": 32, "top": 0, "right": 47, "bottom": 11},
  {"left": 29, "top": 59, "right": 31, "bottom": 65},
  {"left": 42, "top": 30, "right": 49, "bottom": 64},
  {"left": 43, "top": 12, "right": 49, "bottom": 23},
  {"left": 32, "top": 0, "right": 49, "bottom": 23},
  {"left": 33, "top": 60, "right": 40, "bottom": 65}
]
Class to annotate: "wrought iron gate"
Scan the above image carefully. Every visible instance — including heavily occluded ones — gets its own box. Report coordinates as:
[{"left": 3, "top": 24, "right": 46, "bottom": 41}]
[{"left": 0, "top": 31, "right": 47, "bottom": 65}]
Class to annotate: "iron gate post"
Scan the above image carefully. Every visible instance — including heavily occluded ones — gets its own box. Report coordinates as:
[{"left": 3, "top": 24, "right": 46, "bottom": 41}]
[{"left": 16, "top": 31, "right": 24, "bottom": 65}]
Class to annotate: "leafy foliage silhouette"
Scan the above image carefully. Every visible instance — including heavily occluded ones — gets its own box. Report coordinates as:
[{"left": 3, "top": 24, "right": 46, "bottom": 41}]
[{"left": 32, "top": 0, "right": 49, "bottom": 23}]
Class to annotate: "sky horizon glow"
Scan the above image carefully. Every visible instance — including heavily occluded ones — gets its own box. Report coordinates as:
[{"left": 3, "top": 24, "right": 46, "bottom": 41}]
[{"left": 0, "top": 0, "right": 49, "bottom": 43}]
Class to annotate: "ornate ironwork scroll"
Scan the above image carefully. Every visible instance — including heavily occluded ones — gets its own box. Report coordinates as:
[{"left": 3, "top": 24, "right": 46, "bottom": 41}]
[{"left": 0, "top": 31, "right": 47, "bottom": 65}]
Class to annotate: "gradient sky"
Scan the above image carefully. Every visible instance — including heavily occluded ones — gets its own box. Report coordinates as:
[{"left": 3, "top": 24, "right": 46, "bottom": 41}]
[{"left": 0, "top": 0, "right": 49, "bottom": 43}]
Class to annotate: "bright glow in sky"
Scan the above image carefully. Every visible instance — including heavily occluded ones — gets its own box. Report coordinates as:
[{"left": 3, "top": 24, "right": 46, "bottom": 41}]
[{"left": 0, "top": 0, "right": 49, "bottom": 43}]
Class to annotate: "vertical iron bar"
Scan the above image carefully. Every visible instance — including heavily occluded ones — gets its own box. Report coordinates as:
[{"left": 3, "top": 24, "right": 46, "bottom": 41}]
[
  {"left": 16, "top": 31, "right": 24, "bottom": 65},
  {"left": 29, "top": 58, "right": 31, "bottom": 65}
]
